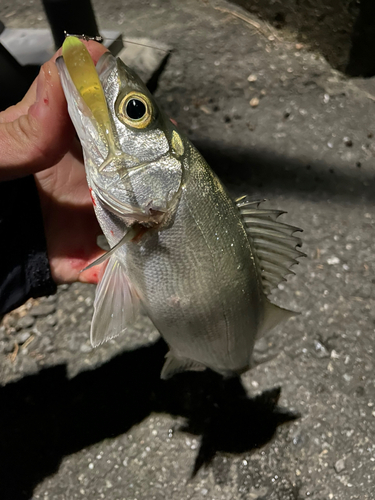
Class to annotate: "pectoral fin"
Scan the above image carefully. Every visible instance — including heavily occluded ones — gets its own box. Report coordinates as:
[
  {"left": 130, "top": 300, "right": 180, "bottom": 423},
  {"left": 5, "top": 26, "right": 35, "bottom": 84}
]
[
  {"left": 161, "top": 352, "right": 206, "bottom": 380},
  {"left": 90, "top": 255, "right": 139, "bottom": 347}
]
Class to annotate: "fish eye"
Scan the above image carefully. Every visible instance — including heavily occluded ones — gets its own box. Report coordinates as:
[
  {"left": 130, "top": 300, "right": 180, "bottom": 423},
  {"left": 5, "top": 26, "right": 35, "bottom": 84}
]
[
  {"left": 126, "top": 98, "right": 146, "bottom": 119},
  {"left": 117, "top": 91, "right": 152, "bottom": 129}
]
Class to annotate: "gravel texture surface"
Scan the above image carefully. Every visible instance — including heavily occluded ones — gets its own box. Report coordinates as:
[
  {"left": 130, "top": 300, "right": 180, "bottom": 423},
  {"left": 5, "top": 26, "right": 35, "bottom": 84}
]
[{"left": 1, "top": 1, "right": 375, "bottom": 499}]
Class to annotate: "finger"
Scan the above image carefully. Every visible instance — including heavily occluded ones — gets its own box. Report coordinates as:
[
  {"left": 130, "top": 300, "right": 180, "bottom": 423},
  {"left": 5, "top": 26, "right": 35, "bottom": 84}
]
[
  {"left": 0, "top": 41, "right": 107, "bottom": 124},
  {"left": 0, "top": 59, "right": 75, "bottom": 181},
  {"left": 0, "top": 79, "right": 38, "bottom": 124},
  {"left": 83, "top": 40, "right": 109, "bottom": 65},
  {"left": 0, "top": 41, "right": 108, "bottom": 181}
]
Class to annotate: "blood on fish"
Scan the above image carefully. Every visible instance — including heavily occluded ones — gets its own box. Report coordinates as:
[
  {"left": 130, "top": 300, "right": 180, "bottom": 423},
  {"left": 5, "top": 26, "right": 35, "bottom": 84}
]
[
  {"left": 131, "top": 226, "right": 148, "bottom": 243},
  {"left": 89, "top": 188, "right": 96, "bottom": 206},
  {"left": 43, "top": 98, "right": 49, "bottom": 105}
]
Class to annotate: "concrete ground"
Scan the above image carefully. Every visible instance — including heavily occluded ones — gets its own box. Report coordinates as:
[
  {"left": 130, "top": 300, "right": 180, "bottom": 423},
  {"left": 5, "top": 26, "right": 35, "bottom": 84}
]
[{"left": 0, "top": 1, "right": 374, "bottom": 499}]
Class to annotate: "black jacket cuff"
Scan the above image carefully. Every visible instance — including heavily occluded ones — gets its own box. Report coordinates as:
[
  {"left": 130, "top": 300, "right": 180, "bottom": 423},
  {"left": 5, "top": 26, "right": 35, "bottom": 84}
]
[{"left": 0, "top": 176, "right": 57, "bottom": 316}]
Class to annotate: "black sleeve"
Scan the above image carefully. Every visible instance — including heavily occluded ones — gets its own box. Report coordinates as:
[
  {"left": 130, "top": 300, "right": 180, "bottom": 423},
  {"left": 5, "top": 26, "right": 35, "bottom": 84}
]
[{"left": 0, "top": 176, "right": 57, "bottom": 316}]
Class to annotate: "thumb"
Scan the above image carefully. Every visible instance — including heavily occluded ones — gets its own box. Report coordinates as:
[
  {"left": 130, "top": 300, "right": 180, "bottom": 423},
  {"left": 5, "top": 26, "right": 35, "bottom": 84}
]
[{"left": 0, "top": 59, "right": 75, "bottom": 181}]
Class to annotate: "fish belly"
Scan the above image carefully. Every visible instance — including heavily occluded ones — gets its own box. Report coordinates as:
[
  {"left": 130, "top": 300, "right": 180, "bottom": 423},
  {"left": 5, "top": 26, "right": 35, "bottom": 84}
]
[{"left": 123, "top": 176, "right": 264, "bottom": 374}]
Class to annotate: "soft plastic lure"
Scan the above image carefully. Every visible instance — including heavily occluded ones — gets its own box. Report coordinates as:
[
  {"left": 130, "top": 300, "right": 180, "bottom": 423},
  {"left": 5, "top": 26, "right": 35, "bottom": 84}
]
[{"left": 62, "top": 36, "right": 117, "bottom": 160}]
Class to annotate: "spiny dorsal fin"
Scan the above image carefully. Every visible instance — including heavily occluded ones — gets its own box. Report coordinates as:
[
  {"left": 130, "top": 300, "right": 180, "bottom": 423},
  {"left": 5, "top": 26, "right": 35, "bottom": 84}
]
[{"left": 236, "top": 198, "right": 305, "bottom": 295}]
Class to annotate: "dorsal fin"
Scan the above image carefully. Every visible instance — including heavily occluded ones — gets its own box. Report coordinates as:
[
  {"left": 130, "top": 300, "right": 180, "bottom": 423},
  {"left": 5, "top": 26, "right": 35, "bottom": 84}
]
[{"left": 236, "top": 198, "right": 305, "bottom": 295}]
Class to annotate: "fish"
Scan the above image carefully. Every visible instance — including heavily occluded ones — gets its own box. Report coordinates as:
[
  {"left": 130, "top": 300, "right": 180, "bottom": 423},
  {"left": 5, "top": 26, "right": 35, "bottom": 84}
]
[{"left": 57, "top": 36, "right": 304, "bottom": 379}]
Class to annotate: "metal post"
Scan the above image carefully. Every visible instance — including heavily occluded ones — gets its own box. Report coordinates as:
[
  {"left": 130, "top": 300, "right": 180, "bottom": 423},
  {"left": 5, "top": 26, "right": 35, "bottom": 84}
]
[
  {"left": 0, "top": 41, "right": 39, "bottom": 111},
  {"left": 347, "top": 0, "right": 375, "bottom": 76},
  {"left": 41, "top": 0, "right": 100, "bottom": 49}
]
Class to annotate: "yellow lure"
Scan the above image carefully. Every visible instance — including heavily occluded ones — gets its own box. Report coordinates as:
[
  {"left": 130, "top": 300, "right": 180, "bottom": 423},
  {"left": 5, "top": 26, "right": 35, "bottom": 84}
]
[{"left": 62, "top": 36, "right": 112, "bottom": 138}]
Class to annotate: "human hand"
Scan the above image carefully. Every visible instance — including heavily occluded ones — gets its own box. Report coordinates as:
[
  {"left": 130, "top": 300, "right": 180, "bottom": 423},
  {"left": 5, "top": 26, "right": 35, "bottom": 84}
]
[{"left": 0, "top": 41, "right": 108, "bottom": 285}]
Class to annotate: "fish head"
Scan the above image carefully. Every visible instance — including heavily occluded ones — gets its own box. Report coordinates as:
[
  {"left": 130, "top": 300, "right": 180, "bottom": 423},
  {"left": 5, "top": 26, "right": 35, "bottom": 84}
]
[{"left": 57, "top": 37, "right": 184, "bottom": 223}]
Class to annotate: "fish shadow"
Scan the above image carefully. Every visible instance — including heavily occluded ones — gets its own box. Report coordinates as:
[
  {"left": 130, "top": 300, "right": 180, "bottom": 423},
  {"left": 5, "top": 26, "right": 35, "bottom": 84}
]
[
  {"left": 162, "top": 371, "right": 298, "bottom": 477},
  {"left": 0, "top": 338, "right": 297, "bottom": 500}
]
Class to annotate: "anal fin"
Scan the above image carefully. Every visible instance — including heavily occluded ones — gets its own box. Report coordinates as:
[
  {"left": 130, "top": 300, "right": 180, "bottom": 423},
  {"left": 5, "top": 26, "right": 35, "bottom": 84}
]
[
  {"left": 161, "top": 352, "right": 206, "bottom": 380},
  {"left": 259, "top": 300, "right": 297, "bottom": 338}
]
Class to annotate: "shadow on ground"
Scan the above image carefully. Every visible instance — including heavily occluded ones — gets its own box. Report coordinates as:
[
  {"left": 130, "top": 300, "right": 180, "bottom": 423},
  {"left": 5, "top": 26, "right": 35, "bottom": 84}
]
[
  {"left": 229, "top": 0, "right": 359, "bottom": 74},
  {"left": 229, "top": 0, "right": 375, "bottom": 77},
  {"left": 195, "top": 139, "right": 375, "bottom": 204},
  {"left": 0, "top": 338, "right": 297, "bottom": 500}
]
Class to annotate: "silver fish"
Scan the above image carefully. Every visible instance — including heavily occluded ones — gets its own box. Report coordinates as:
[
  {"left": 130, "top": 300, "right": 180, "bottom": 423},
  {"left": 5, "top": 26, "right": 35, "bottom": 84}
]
[{"left": 57, "top": 38, "right": 303, "bottom": 379}]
